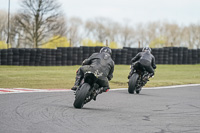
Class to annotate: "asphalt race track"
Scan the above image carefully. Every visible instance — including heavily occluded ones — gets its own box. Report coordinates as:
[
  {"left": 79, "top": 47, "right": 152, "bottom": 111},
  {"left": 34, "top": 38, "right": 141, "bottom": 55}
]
[{"left": 0, "top": 85, "right": 200, "bottom": 133}]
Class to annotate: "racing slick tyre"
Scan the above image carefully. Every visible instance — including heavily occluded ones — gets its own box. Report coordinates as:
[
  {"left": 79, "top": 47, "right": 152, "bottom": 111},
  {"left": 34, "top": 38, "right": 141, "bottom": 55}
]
[
  {"left": 73, "top": 83, "right": 91, "bottom": 109},
  {"left": 128, "top": 73, "right": 139, "bottom": 94}
]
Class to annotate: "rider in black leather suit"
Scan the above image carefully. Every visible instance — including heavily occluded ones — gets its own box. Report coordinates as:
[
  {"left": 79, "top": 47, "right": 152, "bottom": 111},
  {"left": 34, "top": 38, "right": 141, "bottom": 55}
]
[
  {"left": 71, "top": 47, "right": 115, "bottom": 92},
  {"left": 128, "top": 47, "right": 156, "bottom": 79}
]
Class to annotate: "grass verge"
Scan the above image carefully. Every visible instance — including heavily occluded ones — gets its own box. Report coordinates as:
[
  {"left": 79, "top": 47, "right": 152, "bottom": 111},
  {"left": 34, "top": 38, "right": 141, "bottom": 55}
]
[{"left": 0, "top": 65, "right": 199, "bottom": 89}]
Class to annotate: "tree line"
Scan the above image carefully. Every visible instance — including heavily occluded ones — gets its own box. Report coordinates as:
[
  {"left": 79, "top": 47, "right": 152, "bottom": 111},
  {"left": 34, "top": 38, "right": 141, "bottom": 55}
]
[{"left": 0, "top": 0, "right": 200, "bottom": 49}]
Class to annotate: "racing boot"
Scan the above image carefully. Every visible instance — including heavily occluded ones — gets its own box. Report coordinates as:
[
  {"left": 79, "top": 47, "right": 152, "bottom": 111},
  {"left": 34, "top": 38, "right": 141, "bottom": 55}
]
[
  {"left": 149, "top": 73, "right": 154, "bottom": 78},
  {"left": 93, "top": 87, "right": 109, "bottom": 101},
  {"left": 71, "top": 69, "right": 82, "bottom": 91},
  {"left": 71, "top": 79, "right": 80, "bottom": 91},
  {"left": 128, "top": 69, "right": 135, "bottom": 79}
]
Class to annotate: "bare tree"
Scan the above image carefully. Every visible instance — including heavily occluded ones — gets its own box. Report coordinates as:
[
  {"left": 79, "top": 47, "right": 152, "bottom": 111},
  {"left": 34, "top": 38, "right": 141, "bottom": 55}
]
[
  {"left": 119, "top": 22, "right": 136, "bottom": 47},
  {"left": 135, "top": 23, "right": 147, "bottom": 47},
  {"left": 0, "top": 10, "right": 19, "bottom": 48},
  {"left": 162, "top": 22, "right": 181, "bottom": 46},
  {"left": 189, "top": 24, "right": 200, "bottom": 49},
  {"left": 66, "top": 17, "right": 83, "bottom": 47},
  {"left": 104, "top": 20, "right": 120, "bottom": 43},
  {"left": 85, "top": 17, "right": 110, "bottom": 43},
  {"left": 0, "top": 10, "right": 8, "bottom": 42},
  {"left": 15, "top": 0, "right": 66, "bottom": 48}
]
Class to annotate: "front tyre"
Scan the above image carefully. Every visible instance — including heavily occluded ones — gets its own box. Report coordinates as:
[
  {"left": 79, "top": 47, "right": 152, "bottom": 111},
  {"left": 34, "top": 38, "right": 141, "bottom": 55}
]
[
  {"left": 128, "top": 73, "right": 139, "bottom": 94},
  {"left": 73, "top": 83, "right": 91, "bottom": 109}
]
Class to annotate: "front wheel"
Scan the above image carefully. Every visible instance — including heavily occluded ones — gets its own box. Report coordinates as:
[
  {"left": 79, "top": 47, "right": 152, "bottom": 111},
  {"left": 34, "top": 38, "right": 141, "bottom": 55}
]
[
  {"left": 128, "top": 73, "right": 139, "bottom": 94},
  {"left": 73, "top": 83, "right": 91, "bottom": 109}
]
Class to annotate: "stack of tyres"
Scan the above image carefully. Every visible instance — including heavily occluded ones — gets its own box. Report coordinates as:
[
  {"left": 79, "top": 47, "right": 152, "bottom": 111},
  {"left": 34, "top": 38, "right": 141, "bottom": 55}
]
[
  {"left": 137, "top": 48, "right": 143, "bottom": 53},
  {"left": 12, "top": 48, "right": 20, "bottom": 65},
  {"left": 7, "top": 49, "right": 13, "bottom": 65},
  {"left": 115, "top": 49, "right": 121, "bottom": 65},
  {"left": 58, "top": 48, "right": 68, "bottom": 66},
  {"left": 40, "top": 49, "right": 46, "bottom": 66},
  {"left": 121, "top": 49, "right": 128, "bottom": 64},
  {"left": 123, "top": 47, "right": 132, "bottom": 65},
  {"left": 55, "top": 48, "right": 62, "bottom": 66},
  {"left": 152, "top": 48, "right": 159, "bottom": 64},
  {"left": 1, "top": 47, "right": 200, "bottom": 66},
  {"left": 127, "top": 48, "right": 133, "bottom": 65},
  {"left": 29, "top": 49, "right": 37, "bottom": 66},
  {"left": 152, "top": 48, "right": 160, "bottom": 64},
  {"left": 187, "top": 49, "right": 193, "bottom": 64},
  {"left": 51, "top": 49, "right": 56, "bottom": 66},
  {"left": 77, "top": 48, "right": 83, "bottom": 65},
  {"left": 45, "top": 49, "right": 52, "bottom": 66},
  {"left": 198, "top": 49, "right": 200, "bottom": 64},
  {"left": 81, "top": 46, "right": 90, "bottom": 61},
  {"left": 95, "top": 46, "right": 102, "bottom": 53},
  {"left": 153, "top": 48, "right": 160, "bottom": 64},
  {"left": 192, "top": 49, "right": 198, "bottom": 64},
  {"left": 1, "top": 49, "right": 7, "bottom": 65},
  {"left": 178, "top": 47, "right": 183, "bottom": 64},
  {"left": 19, "top": 49, "right": 25, "bottom": 66},
  {"left": 35, "top": 49, "right": 42, "bottom": 66},
  {"left": 168, "top": 47, "right": 173, "bottom": 64},
  {"left": 172, "top": 47, "right": 179, "bottom": 64},
  {"left": 24, "top": 49, "right": 31, "bottom": 66},
  {"left": 182, "top": 47, "right": 188, "bottom": 64},
  {"left": 87, "top": 47, "right": 95, "bottom": 63},
  {"left": 72, "top": 47, "right": 79, "bottom": 65},
  {"left": 111, "top": 49, "right": 116, "bottom": 62},
  {"left": 89, "top": 47, "right": 95, "bottom": 56},
  {"left": 132, "top": 48, "right": 138, "bottom": 59},
  {"left": 67, "top": 47, "right": 73, "bottom": 65},
  {"left": 163, "top": 47, "right": 169, "bottom": 64},
  {"left": 159, "top": 48, "right": 164, "bottom": 64}
]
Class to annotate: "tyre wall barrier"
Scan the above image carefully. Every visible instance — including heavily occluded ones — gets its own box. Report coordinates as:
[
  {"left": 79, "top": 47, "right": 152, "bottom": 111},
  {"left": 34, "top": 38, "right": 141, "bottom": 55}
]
[{"left": 0, "top": 47, "right": 199, "bottom": 66}]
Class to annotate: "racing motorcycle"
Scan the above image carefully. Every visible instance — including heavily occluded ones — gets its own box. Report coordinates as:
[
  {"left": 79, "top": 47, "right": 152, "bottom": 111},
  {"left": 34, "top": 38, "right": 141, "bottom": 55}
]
[
  {"left": 128, "top": 65, "right": 150, "bottom": 94},
  {"left": 73, "top": 70, "right": 104, "bottom": 109}
]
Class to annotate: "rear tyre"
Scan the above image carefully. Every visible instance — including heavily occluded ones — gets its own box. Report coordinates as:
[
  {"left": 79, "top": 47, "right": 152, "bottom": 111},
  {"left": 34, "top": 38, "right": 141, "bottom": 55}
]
[
  {"left": 128, "top": 73, "right": 139, "bottom": 94},
  {"left": 73, "top": 83, "right": 91, "bottom": 109}
]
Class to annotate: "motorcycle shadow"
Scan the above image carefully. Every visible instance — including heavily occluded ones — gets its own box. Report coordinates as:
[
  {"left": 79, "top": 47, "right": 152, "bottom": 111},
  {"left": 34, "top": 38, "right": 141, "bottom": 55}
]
[
  {"left": 123, "top": 91, "right": 156, "bottom": 97},
  {"left": 79, "top": 107, "right": 111, "bottom": 111}
]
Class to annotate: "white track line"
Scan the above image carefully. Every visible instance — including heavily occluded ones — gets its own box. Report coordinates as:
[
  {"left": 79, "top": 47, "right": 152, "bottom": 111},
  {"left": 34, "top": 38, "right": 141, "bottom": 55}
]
[
  {"left": 0, "top": 84, "right": 200, "bottom": 94},
  {"left": 112, "top": 84, "right": 200, "bottom": 91},
  {"left": 0, "top": 88, "right": 71, "bottom": 94}
]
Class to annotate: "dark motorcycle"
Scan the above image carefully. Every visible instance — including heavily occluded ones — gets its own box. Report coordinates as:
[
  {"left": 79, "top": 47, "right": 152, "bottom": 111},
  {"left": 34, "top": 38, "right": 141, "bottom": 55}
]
[
  {"left": 73, "top": 71, "right": 103, "bottom": 109},
  {"left": 128, "top": 65, "right": 150, "bottom": 94}
]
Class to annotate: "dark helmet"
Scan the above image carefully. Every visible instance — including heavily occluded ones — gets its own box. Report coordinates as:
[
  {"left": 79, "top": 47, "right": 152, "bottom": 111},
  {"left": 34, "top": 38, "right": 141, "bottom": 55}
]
[
  {"left": 100, "top": 47, "right": 112, "bottom": 56},
  {"left": 142, "top": 47, "right": 151, "bottom": 53}
]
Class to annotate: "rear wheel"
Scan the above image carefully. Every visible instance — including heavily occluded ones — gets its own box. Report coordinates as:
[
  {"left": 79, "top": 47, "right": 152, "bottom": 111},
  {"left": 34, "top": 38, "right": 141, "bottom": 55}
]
[
  {"left": 128, "top": 73, "right": 139, "bottom": 94},
  {"left": 73, "top": 83, "right": 91, "bottom": 109}
]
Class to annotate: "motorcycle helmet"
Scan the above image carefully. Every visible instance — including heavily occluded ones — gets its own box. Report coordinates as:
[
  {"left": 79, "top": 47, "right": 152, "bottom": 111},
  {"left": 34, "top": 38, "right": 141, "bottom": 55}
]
[
  {"left": 142, "top": 47, "right": 151, "bottom": 53},
  {"left": 100, "top": 47, "right": 112, "bottom": 56}
]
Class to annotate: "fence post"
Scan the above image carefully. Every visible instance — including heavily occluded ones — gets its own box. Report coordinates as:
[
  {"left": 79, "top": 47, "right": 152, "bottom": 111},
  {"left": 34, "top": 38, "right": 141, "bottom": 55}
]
[
  {"left": 138, "top": 41, "right": 141, "bottom": 48},
  {"left": 106, "top": 40, "right": 108, "bottom": 47}
]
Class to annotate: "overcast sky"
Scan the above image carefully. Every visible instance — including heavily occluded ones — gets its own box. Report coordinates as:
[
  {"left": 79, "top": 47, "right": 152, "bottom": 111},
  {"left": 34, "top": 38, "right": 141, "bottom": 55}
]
[{"left": 0, "top": 0, "right": 200, "bottom": 25}]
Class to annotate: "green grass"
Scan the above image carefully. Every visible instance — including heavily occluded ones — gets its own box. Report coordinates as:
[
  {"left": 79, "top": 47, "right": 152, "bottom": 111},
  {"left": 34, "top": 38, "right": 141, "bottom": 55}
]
[{"left": 0, "top": 65, "right": 199, "bottom": 89}]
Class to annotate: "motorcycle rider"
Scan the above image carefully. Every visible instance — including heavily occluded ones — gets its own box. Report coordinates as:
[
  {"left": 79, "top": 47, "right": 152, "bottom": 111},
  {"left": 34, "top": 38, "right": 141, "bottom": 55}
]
[
  {"left": 71, "top": 47, "right": 115, "bottom": 94},
  {"left": 128, "top": 46, "right": 156, "bottom": 79}
]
